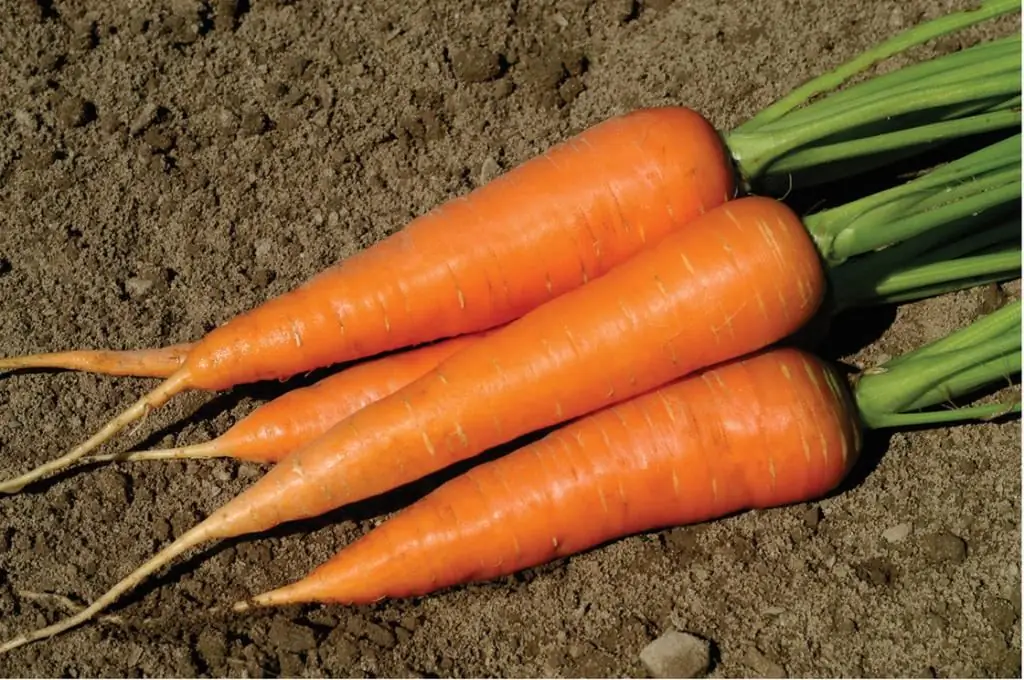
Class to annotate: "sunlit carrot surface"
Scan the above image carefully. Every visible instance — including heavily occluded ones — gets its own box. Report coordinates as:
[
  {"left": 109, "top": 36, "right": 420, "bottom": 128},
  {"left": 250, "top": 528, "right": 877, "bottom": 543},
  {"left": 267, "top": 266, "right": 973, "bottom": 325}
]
[{"left": 0, "top": 195, "right": 827, "bottom": 653}]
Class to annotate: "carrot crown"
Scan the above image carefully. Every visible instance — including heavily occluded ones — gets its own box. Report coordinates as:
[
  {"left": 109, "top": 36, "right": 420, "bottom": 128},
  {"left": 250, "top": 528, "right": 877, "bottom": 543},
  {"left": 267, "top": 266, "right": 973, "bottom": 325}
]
[
  {"left": 853, "top": 299, "right": 1021, "bottom": 429},
  {"left": 724, "top": 0, "right": 1021, "bottom": 193}
]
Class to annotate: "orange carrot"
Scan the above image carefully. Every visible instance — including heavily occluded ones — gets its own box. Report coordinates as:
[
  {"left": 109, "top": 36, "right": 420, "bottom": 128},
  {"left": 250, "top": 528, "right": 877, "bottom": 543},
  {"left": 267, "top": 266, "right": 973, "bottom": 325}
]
[
  {"left": 0, "top": 106, "right": 733, "bottom": 493},
  {"left": 239, "top": 346, "right": 861, "bottom": 606},
  {"left": 0, "top": 196, "right": 825, "bottom": 652},
  {"left": 0, "top": 343, "right": 191, "bottom": 379},
  {"left": 85, "top": 333, "right": 488, "bottom": 465}
]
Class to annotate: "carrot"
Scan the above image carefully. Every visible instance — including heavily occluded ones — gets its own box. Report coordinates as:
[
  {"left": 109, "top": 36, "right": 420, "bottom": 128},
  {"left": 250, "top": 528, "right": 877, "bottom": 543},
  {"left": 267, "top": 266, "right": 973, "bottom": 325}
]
[
  {"left": 0, "top": 5, "right": 1015, "bottom": 494},
  {"left": 85, "top": 333, "right": 488, "bottom": 465},
  {"left": 238, "top": 346, "right": 865, "bottom": 606},
  {"left": 237, "top": 301, "right": 1020, "bottom": 609},
  {"left": 0, "top": 343, "right": 191, "bottom": 379},
  {"left": 4, "top": 298, "right": 1016, "bottom": 653},
  {"left": 0, "top": 195, "right": 825, "bottom": 652}
]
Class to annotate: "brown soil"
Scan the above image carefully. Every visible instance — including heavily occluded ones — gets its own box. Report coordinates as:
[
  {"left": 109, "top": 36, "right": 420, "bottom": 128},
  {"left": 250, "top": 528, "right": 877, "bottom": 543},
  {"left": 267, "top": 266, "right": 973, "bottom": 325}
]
[{"left": 0, "top": 0, "right": 1020, "bottom": 677}]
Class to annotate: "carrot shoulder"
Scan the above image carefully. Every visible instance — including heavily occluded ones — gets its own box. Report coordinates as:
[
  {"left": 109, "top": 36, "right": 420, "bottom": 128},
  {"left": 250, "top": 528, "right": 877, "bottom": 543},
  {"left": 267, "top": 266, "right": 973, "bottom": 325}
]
[{"left": 243, "top": 346, "right": 862, "bottom": 606}]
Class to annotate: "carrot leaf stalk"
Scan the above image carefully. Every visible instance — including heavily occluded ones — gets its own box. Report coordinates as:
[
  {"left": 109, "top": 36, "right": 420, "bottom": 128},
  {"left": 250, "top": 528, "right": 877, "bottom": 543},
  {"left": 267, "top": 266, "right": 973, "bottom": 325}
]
[
  {"left": 736, "top": 0, "right": 1022, "bottom": 132},
  {"left": 798, "top": 132, "right": 1022, "bottom": 312},
  {"left": 854, "top": 299, "right": 1022, "bottom": 428},
  {"left": 726, "top": 21, "right": 1021, "bottom": 191}
]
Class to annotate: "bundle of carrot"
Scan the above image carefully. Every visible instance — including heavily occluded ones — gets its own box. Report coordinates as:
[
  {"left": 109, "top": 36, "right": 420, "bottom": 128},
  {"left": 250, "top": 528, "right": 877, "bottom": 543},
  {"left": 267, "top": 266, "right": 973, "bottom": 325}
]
[
  {"left": 232, "top": 299, "right": 1020, "bottom": 609},
  {"left": 0, "top": 1, "right": 1018, "bottom": 495},
  {"left": 71, "top": 133, "right": 1020, "bottom": 470},
  {"left": 0, "top": 121, "right": 1018, "bottom": 652}
]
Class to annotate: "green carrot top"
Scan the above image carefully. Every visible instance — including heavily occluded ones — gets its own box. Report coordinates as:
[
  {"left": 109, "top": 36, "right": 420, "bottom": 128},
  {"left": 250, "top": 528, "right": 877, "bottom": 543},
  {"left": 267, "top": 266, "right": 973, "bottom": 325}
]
[
  {"left": 724, "top": 0, "right": 1021, "bottom": 193},
  {"left": 796, "top": 131, "right": 1020, "bottom": 313},
  {"left": 854, "top": 298, "right": 1021, "bottom": 430}
]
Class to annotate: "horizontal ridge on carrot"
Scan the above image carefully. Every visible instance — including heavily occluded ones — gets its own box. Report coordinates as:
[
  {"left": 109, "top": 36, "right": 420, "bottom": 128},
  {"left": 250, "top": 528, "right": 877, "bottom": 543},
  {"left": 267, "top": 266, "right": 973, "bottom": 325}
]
[
  {"left": 239, "top": 302, "right": 1021, "bottom": 608},
  {"left": 1, "top": 2, "right": 1017, "bottom": 493}
]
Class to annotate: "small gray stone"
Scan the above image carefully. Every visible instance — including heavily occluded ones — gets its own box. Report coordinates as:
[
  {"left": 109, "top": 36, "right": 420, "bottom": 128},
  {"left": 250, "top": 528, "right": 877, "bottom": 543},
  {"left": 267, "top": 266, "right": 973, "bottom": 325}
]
[
  {"left": 124, "top": 275, "right": 155, "bottom": 298},
  {"left": 882, "top": 522, "right": 912, "bottom": 544},
  {"left": 478, "top": 156, "right": 501, "bottom": 186},
  {"left": 921, "top": 531, "right": 968, "bottom": 564},
  {"left": 130, "top": 102, "right": 161, "bottom": 136},
  {"left": 639, "top": 630, "right": 711, "bottom": 678}
]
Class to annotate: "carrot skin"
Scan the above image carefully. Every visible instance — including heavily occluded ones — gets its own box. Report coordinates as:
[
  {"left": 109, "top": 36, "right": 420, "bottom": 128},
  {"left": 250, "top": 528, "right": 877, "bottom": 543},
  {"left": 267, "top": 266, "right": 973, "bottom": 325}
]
[
  {"left": 183, "top": 107, "right": 733, "bottom": 391},
  {"left": 217, "top": 333, "right": 489, "bottom": 463},
  {"left": 248, "top": 347, "right": 862, "bottom": 606},
  {"left": 202, "top": 196, "right": 826, "bottom": 542}
]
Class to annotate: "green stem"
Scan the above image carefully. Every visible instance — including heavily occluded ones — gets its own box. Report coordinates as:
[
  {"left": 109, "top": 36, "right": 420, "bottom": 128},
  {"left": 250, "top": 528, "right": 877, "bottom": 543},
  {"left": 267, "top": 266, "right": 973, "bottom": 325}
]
[
  {"left": 803, "top": 134, "right": 1021, "bottom": 262},
  {"left": 756, "top": 94, "right": 1019, "bottom": 193},
  {"left": 902, "top": 351, "right": 1021, "bottom": 412},
  {"left": 729, "top": 67, "right": 1021, "bottom": 182},
  {"left": 808, "top": 135, "right": 1019, "bottom": 235},
  {"left": 871, "top": 401, "right": 1020, "bottom": 427},
  {"left": 854, "top": 301, "right": 1022, "bottom": 429},
  {"left": 830, "top": 211, "right": 1018, "bottom": 297},
  {"left": 914, "top": 219, "right": 1020, "bottom": 263},
  {"left": 760, "top": 109, "right": 1020, "bottom": 178},
  {"left": 829, "top": 168, "right": 1020, "bottom": 261},
  {"left": 884, "top": 299, "right": 1022, "bottom": 368},
  {"left": 874, "top": 272, "right": 1022, "bottom": 307},
  {"left": 835, "top": 249, "right": 1021, "bottom": 309},
  {"left": 750, "top": 35, "right": 1020, "bottom": 135},
  {"left": 737, "top": 0, "right": 1022, "bottom": 131}
]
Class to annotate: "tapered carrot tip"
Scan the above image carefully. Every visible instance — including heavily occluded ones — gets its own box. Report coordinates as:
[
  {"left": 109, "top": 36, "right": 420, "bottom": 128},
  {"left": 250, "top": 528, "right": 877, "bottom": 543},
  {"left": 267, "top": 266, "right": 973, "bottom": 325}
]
[
  {"left": 232, "top": 600, "right": 254, "bottom": 613},
  {"left": 0, "top": 344, "right": 192, "bottom": 379},
  {"left": 83, "top": 441, "right": 225, "bottom": 465},
  {"left": 232, "top": 576, "right": 332, "bottom": 613},
  {"left": 232, "top": 587, "right": 295, "bottom": 612},
  {"left": 0, "top": 371, "right": 189, "bottom": 494}
]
